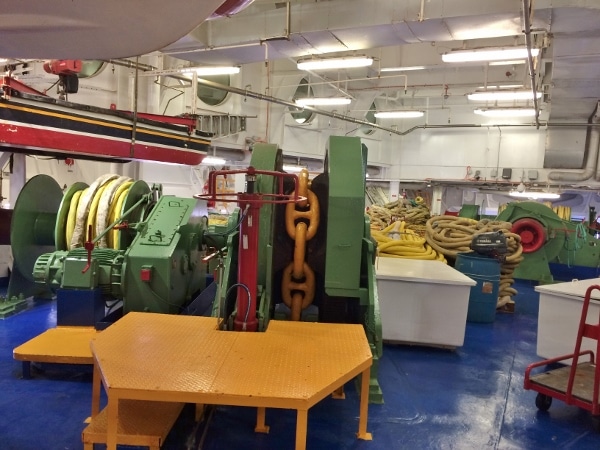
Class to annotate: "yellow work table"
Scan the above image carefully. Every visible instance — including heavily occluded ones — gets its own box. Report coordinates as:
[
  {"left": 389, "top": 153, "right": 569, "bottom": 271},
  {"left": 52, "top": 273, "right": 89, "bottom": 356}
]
[
  {"left": 13, "top": 326, "right": 97, "bottom": 378},
  {"left": 90, "top": 312, "right": 373, "bottom": 450}
]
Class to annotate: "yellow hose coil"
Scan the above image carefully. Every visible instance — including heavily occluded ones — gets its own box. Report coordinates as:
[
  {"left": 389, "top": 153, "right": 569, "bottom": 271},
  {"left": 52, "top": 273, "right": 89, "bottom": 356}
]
[
  {"left": 85, "top": 185, "right": 107, "bottom": 242},
  {"left": 107, "top": 182, "right": 133, "bottom": 249},
  {"left": 65, "top": 189, "right": 84, "bottom": 250}
]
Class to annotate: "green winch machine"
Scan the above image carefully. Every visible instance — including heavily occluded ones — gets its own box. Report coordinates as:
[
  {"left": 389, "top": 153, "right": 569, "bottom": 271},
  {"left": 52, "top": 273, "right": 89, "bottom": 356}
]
[
  {"left": 9, "top": 136, "right": 383, "bottom": 402},
  {"left": 496, "top": 201, "right": 600, "bottom": 283},
  {"left": 8, "top": 173, "right": 217, "bottom": 325}
]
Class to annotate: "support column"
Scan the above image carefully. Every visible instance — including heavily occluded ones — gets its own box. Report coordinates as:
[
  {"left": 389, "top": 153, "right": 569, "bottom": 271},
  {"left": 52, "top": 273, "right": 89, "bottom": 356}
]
[{"left": 431, "top": 185, "right": 444, "bottom": 216}]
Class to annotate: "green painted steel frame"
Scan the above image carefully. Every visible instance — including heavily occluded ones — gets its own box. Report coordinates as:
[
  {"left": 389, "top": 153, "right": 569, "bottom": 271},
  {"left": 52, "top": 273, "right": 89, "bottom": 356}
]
[
  {"left": 123, "top": 196, "right": 209, "bottom": 314},
  {"left": 324, "top": 136, "right": 366, "bottom": 295}
]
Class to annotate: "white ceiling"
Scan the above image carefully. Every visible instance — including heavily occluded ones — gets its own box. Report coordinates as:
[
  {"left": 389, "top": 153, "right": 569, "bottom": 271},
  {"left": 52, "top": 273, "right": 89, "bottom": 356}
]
[{"left": 159, "top": 0, "right": 600, "bottom": 123}]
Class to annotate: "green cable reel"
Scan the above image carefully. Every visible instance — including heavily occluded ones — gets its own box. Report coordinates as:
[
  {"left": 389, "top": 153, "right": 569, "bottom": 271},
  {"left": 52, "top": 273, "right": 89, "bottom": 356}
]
[{"left": 8, "top": 174, "right": 152, "bottom": 301}]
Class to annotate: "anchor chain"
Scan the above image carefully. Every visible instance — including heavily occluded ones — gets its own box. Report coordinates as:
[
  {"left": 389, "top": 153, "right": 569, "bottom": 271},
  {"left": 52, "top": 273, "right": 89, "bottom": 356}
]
[{"left": 282, "top": 169, "right": 319, "bottom": 321}]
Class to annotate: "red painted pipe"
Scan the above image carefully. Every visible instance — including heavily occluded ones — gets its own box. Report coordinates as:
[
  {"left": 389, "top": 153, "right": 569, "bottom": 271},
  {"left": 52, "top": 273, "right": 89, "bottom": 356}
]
[{"left": 234, "top": 194, "right": 260, "bottom": 331}]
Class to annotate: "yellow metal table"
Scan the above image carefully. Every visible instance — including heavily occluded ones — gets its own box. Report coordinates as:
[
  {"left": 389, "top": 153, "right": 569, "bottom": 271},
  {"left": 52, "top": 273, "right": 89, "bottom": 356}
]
[
  {"left": 90, "top": 312, "right": 373, "bottom": 450},
  {"left": 13, "top": 326, "right": 97, "bottom": 377}
]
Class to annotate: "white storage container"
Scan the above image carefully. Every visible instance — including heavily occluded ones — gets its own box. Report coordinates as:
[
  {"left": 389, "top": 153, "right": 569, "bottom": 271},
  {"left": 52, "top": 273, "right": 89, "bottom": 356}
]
[
  {"left": 535, "top": 278, "right": 600, "bottom": 361},
  {"left": 375, "top": 257, "right": 476, "bottom": 348}
]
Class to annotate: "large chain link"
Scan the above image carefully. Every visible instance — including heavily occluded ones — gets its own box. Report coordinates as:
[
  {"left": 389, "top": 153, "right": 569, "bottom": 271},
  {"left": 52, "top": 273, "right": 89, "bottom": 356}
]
[{"left": 282, "top": 170, "right": 319, "bottom": 320}]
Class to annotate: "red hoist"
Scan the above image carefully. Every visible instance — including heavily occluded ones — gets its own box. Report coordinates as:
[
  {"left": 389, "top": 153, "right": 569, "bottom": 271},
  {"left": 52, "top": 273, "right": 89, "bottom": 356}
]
[
  {"left": 43, "top": 59, "right": 82, "bottom": 95},
  {"left": 196, "top": 167, "right": 303, "bottom": 331}
]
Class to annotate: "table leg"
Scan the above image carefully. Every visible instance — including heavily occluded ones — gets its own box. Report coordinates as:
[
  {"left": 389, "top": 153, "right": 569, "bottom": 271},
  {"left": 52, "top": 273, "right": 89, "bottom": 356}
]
[
  {"left": 295, "top": 409, "right": 308, "bottom": 450},
  {"left": 195, "top": 403, "right": 206, "bottom": 422},
  {"left": 106, "top": 394, "right": 119, "bottom": 450},
  {"left": 255, "top": 407, "right": 270, "bottom": 433},
  {"left": 356, "top": 367, "right": 372, "bottom": 440},
  {"left": 91, "top": 363, "right": 101, "bottom": 418},
  {"left": 22, "top": 361, "right": 31, "bottom": 379}
]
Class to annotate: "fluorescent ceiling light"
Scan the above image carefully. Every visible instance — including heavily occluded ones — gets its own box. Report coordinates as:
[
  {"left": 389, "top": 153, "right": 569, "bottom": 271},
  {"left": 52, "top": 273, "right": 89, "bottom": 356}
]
[
  {"left": 295, "top": 97, "right": 352, "bottom": 106},
  {"left": 380, "top": 66, "right": 426, "bottom": 72},
  {"left": 282, "top": 164, "right": 306, "bottom": 173},
  {"left": 297, "top": 56, "right": 373, "bottom": 71},
  {"left": 474, "top": 108, "right": 536, "bottom": 117},
  {"left": 468, "top": 90, "right": 542, "bottom": 101},
  {"left": 442, "top": 47, "right": 539, "bottom": 63},
  {"left": 509, "top": 191, "right": 560, "bottom": 200},
  {"left": 201, "top": 156, "right": 226, "bottom": 165},
  {"left": 182, "top": 66, "right": 240, "bottom": 76},
  {"left": 477, "top": 84, "right": 524, "bottom": 90},
  {"left": 489, "top": 59, "right": 527, "bottom": 66},
  {"left": 374, "top": 111, "right": 424, "bottom": 119}
]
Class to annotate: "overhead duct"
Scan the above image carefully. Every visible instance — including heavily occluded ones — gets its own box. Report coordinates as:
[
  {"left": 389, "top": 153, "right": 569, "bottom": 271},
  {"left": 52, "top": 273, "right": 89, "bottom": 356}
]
[{"left": 548, "top": 101, "right": 600, "bottom": 182}]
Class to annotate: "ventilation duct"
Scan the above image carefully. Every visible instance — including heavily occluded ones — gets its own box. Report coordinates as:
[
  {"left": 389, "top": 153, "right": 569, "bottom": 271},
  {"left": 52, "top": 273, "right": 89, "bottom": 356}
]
[{"left": 547, "top": 101, "right": 600, "bottom": 182}]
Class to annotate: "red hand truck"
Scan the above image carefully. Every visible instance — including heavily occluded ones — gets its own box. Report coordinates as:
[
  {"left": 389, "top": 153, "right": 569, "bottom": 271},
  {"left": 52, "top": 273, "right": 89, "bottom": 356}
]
[{"left": 524, "top": 284, "right": 600, "bottom": 430}]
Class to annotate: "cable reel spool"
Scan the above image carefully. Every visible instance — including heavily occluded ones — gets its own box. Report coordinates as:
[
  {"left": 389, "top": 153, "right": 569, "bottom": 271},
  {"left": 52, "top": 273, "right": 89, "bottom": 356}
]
[
  {"left": 8, "top": 173, "right": 152, "bottom": 299},
  {"left": 56, "top": 175, "right": 151, "bottom": 251}
]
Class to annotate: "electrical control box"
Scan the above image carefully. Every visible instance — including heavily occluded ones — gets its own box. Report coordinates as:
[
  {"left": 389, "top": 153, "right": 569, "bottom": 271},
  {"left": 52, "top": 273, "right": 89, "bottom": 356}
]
[{"left": 501, "top": 168, "right": 512, "bottom": 179}]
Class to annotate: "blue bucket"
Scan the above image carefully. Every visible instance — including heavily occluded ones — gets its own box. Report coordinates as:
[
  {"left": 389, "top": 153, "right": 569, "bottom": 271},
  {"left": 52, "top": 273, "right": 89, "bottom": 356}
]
[{"left": 455, "top": 252, "right": 500, "bottom": 323}]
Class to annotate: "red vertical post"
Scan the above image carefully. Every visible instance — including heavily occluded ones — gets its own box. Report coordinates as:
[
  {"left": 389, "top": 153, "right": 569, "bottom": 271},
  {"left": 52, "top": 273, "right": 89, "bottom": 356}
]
[{"left": 234, "top": 182, "right": 260, "bottom": 331}]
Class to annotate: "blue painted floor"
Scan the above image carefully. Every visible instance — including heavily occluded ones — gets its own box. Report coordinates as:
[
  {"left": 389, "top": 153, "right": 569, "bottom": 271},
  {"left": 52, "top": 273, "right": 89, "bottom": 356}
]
[{"left": 1, "top": 280, "right": 599, "bottom": 449}]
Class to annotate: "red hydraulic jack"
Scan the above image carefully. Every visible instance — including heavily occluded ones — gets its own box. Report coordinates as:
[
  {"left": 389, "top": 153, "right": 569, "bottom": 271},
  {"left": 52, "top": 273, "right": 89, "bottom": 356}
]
[{"left": 195, "top": 167, "right": 304, "bottom": 331}]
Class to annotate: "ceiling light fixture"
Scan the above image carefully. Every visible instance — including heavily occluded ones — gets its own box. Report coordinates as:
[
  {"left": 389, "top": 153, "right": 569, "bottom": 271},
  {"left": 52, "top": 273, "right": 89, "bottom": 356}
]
[
  {"left": 294, "top": 97, "right": 352, "bottom": 106},
  {"left": 201, "top": 156, "right": 226, "bottom": 165},
  {"left": 474, "top": 108, "right": 536, "bottom": 117},
  {"left": 181, "top": 66, "right": 240, "bottom": 76},
  {"left": 488, "top": 59, "right": 527, "bottom": 66},
  {"left": 509, "top": 191, "right": 560, "bottom": 200},
  {"left": 374, "top": 111, "right": 424, "bottom": 119},
  {"left": 380, "top": 66, "right": 426, "bottom": 72},
  {"left": 296, "top": 56, "right": 373, "bottom": 71},
  {"left": 468, "top": 90, "right": 542, "bottom": 101},
  {"left": 282, "top": 164, "right": 307, "bottom": 173},
  {"left": 477, "top": 84, "right": 524, "bottom": 90},
  {"left": 442, "top": 47, "right": 540, "bottom": 63}
]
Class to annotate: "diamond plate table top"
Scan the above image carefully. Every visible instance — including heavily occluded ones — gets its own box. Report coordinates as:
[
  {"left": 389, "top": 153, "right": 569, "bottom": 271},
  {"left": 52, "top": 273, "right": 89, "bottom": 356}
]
[{"left": 91, "top": 312, "right": 372, "bottom": 408}]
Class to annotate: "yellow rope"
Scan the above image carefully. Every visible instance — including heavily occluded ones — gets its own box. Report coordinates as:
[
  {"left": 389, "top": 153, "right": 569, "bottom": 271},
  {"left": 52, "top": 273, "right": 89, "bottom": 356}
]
[
  {"left": 65, "top": 189, "right": 84, "bottom": 250},
  {"left": 60, "top": 176, "right": 136, "bottom": 251}
]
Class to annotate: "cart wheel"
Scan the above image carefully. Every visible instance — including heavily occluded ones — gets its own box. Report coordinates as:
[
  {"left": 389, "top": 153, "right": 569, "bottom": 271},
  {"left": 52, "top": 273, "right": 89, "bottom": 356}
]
[{"left": 535, "top": 393, "right": 552, "bottom": 411}]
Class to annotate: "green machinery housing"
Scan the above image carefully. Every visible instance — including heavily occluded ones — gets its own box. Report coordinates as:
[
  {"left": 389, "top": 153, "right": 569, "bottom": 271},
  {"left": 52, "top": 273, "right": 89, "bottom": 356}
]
[
  {"left": 9, "top": 175, "right": 214, "bottom": 321},
  {"left": 496, "top": 201, "right": 600, "bottom": 283}
]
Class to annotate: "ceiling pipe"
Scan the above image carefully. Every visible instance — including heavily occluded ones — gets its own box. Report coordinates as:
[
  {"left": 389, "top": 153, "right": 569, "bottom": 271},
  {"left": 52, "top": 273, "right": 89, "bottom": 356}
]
[
  {"left": 522, "top": 0, "right": 541, "bottom": 129},
  {"left": 548, "top": 101, "right": 600, "bottom": 182},
  {"left": 195, "top": 77, "right": 407, "bottom": 135},
  {"left": 105, "top": 58, "right": 157, "bottom": 72},
  {"left": 183, "top": 78, "right": 600, "bottom": 137},
  {"left": 277, "top": 73, "right": 408, "bottom": 92},
  {"left": 197, "top": 77, "right": 600, "bottom": 135}
]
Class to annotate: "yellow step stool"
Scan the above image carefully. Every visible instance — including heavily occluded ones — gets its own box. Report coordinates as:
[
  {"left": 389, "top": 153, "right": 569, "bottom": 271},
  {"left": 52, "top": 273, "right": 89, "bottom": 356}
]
[{"left": 82, "top": 400, "right": 184, "bottom": 450}]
